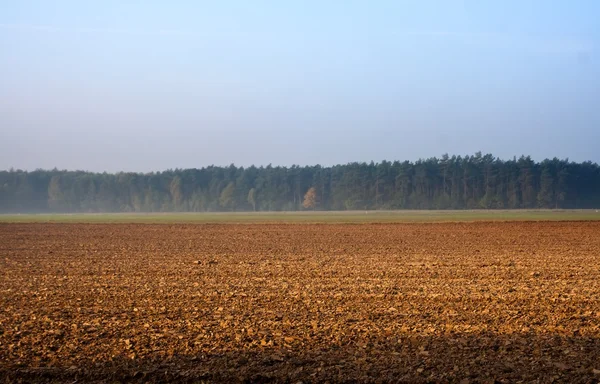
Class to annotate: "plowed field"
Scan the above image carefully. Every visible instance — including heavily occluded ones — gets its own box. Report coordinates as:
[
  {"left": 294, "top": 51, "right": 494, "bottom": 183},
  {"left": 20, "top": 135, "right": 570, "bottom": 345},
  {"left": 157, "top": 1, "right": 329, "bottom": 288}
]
[{"left": 1, "top": 222, "right": 600, "bottom": 383}]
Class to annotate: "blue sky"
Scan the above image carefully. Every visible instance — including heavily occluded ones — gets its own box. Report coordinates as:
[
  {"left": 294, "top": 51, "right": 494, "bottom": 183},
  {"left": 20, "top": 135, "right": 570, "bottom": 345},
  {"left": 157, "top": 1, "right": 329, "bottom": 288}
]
[{"left": 1, "top": 1, "right": 599, "bottom": 172}]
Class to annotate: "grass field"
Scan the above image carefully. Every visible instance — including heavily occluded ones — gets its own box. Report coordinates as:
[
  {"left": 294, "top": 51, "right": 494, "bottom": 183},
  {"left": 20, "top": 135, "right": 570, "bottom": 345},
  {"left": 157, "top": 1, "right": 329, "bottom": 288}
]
[{"left": 0, "top": 209, "right": 599, "bottom": 223}]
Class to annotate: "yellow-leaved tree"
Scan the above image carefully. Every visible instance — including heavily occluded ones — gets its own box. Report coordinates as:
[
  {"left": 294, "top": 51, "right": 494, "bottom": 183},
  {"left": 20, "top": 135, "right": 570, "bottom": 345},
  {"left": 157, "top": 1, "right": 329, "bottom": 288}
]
[{"left": 302, "top": 187, "right": 317, "bottom": 210}]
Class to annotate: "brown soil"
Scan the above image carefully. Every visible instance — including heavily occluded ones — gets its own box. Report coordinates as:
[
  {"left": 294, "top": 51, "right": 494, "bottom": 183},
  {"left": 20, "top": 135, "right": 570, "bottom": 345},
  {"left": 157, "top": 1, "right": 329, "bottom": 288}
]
[{"left": 1, "top": 222, "right": 600, "bottom": 383}]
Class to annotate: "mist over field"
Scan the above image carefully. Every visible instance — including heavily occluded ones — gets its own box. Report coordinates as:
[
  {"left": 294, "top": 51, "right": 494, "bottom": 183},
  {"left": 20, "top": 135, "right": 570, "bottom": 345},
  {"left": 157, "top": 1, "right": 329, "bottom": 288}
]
[
  {"left": 1, "top": 154, "right": 600, "bottom": 213},
  {"left": 2, "top": 2, "right": 599, "bottom": 214}
]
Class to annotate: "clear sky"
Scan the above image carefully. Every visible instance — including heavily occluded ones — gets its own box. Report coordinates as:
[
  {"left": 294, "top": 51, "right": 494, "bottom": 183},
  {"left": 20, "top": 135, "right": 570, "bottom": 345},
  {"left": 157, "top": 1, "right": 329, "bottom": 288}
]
[{"left": 1, "top": 1, "right": 599, "bottom": 172}]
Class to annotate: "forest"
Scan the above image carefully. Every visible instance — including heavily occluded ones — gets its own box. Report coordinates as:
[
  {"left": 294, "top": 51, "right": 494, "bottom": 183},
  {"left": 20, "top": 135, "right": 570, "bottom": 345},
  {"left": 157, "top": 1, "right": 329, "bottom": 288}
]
[{"left": 1, "top": 153, "right": 599, "bottom": 213}]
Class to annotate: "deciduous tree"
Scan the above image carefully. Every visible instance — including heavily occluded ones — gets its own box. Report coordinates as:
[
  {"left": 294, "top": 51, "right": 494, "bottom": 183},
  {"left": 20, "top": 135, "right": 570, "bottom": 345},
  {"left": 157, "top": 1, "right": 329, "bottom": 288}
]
[{"left": 303, "top": 187, "right": 317, "bottom": 210}]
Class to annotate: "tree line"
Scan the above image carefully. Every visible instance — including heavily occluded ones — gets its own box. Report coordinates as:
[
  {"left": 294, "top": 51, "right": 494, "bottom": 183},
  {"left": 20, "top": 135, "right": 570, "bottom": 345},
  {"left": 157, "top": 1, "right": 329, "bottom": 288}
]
[{"left": 1, "top": 153, "right": 599, "bottom": 213}]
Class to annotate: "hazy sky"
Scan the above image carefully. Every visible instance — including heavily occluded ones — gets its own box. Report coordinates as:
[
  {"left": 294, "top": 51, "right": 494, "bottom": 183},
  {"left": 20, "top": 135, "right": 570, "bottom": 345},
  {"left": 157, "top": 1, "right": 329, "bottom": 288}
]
[{"left": 1, "top": 1, "right": 599, "bottom": 172}]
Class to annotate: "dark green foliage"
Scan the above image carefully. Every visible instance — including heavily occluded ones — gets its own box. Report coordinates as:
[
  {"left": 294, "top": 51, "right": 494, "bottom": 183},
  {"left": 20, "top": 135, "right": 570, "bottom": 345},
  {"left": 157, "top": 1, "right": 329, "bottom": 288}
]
[{"left": 1, "top": 154, "right": 599, "bottom": 213}]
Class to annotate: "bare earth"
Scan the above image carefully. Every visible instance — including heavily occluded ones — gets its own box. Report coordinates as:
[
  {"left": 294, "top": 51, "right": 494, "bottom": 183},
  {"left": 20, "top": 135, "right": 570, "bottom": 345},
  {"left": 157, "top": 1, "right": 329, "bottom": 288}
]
[{"left": 1, "top": 222, "right": 599, "bottom": 383}]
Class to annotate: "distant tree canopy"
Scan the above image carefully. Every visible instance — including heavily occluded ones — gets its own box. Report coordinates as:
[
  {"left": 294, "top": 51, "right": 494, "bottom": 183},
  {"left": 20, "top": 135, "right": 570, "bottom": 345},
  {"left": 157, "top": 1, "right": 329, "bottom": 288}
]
[{"left": 1, "top": 153, "right": 599, "bottom": 213}]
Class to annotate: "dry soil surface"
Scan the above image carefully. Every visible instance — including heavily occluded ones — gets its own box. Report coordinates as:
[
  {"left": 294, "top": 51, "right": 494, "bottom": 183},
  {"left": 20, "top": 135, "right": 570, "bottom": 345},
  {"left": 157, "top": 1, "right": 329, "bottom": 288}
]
[{"left": 1, "top": 222, "right": 600, "bottom": 383}]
